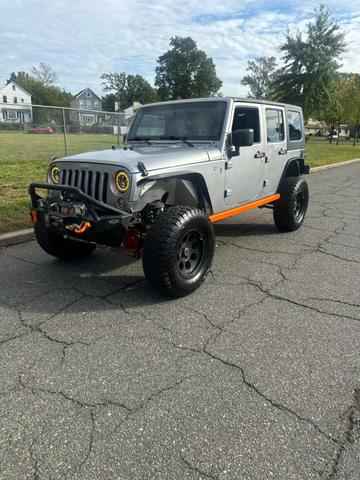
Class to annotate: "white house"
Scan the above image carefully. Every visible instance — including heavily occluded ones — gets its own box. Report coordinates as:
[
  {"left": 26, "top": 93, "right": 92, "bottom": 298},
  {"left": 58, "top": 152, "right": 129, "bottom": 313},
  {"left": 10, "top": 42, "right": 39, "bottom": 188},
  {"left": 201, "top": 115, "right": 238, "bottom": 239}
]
[
  {"left": 0, "top": 81, "right": 32, "bottom": 123},
  {"left": 305, "top": 118, "right": 327, "bottom": 136},
  {"left": 70, "top": 88, "right": 102, "bottom": 126},
  {"left": 338, "top": 124, "right": 351, "bottom": 139},
  {"left": 305, "top": 118, "right": 351, "bottom": 138}
]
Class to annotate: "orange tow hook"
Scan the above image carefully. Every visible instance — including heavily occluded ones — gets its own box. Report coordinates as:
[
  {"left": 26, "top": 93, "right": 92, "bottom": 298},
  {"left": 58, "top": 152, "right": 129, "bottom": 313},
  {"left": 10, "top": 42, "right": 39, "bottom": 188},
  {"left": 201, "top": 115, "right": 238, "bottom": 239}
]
[
  {"left": 30, "top": 210, "right": 38, "bottom": 224},
  {"left": 73, "top": 222, "right": 92, "bottom": 234}
]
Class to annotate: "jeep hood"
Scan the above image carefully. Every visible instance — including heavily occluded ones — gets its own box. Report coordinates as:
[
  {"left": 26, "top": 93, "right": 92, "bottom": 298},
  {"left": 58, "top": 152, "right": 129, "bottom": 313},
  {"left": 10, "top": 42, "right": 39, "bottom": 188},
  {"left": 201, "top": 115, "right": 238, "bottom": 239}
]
[{"left": 59, "top": 144, "right": 222, "bottom": 173}]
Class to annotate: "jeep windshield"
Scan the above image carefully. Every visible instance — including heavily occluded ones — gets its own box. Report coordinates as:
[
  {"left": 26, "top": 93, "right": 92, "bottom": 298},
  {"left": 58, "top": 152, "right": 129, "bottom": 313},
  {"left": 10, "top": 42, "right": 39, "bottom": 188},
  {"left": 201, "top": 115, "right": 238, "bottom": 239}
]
[{"left": 128, "top": 101, "right": 227, "bottom": 142}]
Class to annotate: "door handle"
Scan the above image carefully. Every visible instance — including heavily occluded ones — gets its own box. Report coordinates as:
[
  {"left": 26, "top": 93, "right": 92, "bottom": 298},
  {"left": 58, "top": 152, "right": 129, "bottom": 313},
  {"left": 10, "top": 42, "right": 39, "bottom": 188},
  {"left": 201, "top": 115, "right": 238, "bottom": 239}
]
[
  {"left": 278, "top": 148, "right": 287, "bottom": 155},
  {"left": 254, "top": 151, "right": 266, "bottom": 159}
]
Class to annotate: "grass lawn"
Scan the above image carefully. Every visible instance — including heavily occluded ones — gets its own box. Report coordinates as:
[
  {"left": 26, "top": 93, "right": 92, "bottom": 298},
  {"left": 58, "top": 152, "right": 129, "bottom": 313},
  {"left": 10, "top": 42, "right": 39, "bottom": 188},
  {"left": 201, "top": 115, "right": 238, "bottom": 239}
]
[
  {"left": 306, "top": 137, "right": 360, "bottom": 167},
  {"left": 0, "top": 133, "right": 360, "bottom": 234},
  {"left": 0, "top": 132, "right": 117, "bottom": 233}
]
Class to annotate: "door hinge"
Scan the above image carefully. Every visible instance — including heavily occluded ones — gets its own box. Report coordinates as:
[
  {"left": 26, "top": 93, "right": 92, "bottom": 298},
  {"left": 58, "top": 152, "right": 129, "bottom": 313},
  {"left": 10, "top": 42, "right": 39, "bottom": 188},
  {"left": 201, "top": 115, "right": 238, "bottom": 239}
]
[
  {"left": 224, "top": 189, "right": 232, "bottom": 198},
  {"left": 225, "top": 160, "right": 233, "bottom": 170}
]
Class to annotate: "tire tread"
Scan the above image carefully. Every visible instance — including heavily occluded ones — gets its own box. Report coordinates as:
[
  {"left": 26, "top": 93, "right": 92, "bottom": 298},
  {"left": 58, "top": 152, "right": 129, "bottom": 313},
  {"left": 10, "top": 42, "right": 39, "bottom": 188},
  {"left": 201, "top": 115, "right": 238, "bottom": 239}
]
[
  {"left": 143, "top": 206, "right": 214, "bottom": 297},
  {"left": 273, "top": 177, "right": 309, "bottom": 232}
]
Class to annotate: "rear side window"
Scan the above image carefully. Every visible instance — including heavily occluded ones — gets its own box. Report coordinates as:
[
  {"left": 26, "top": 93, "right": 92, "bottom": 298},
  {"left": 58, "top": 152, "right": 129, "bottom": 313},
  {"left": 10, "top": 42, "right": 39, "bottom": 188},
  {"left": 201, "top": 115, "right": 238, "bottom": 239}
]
[
  {"left": 232, "top": 107, "right": 260, "bottom": 143},
  {"left": 266, "top": 109, "right": 285, "bottom": 143},
  {"left": 288, "top": 110, "right": 302, "bottom": 141}
]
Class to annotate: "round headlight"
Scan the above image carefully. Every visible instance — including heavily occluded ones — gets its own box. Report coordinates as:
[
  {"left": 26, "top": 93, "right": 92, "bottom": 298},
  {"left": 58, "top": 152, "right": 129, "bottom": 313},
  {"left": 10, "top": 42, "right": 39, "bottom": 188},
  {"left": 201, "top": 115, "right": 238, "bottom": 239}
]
[
  {"left": 49, "top": 165, "right": 61, "bottom": 184},
  {"left": 114, "top": 171, "right": 130, "bottom": 193}
]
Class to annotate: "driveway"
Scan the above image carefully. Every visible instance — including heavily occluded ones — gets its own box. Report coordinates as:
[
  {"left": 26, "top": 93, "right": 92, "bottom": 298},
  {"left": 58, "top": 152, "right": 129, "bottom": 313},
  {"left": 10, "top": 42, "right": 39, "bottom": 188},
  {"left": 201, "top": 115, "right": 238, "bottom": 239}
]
[{"left": 1, "top": 164, "right": 359, "bottom": 479}]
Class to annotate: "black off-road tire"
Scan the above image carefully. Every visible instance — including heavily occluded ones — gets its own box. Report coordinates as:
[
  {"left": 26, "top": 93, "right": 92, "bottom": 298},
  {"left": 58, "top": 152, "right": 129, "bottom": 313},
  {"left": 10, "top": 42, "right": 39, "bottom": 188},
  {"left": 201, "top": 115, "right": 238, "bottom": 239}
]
[
  {"left": 273, "top": 177, "right": 309, "bottom": 232},
  {"left": 143, "top": 206, "right": 215, "bottom": 297},
  {"left": 34, "top": 218, "right": 96, "bottom": 260}
]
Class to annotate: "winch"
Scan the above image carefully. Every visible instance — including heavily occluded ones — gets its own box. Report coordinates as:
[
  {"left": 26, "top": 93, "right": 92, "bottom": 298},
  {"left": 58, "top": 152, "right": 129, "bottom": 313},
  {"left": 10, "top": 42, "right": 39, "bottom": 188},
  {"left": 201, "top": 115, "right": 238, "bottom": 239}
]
[{"left": 49, "top": 201, "right": 87, "bottom": 218}]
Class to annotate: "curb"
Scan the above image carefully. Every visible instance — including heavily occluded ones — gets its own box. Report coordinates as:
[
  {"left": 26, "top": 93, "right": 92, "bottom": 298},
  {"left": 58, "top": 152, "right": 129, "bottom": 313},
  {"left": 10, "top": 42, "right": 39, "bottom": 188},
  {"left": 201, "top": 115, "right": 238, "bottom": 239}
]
[
  {"left": 311, "top": 158, "right": 360, "bottom": 173},
  {"left": 0, "top": 228, "right": 34, "bottom": 248},
  {"left": 1, "top": 158, "right": 360, "bottom": 248}
]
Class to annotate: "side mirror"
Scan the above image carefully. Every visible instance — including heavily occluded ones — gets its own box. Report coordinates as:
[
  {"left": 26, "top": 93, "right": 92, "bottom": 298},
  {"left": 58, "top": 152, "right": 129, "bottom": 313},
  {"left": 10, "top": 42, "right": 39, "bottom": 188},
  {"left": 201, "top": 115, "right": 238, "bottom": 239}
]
[{"left": 232, "top": 129, "right": 254, "bottom": 149}]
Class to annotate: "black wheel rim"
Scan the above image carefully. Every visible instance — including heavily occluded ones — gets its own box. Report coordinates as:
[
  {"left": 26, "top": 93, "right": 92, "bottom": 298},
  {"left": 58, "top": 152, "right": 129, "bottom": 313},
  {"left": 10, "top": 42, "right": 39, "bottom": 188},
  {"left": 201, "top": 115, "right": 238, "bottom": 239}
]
[
  {"left": 294, "top": 190, "right": 306, "bottom": 223},
  {"left": 176, "top": 230, "right": 205, "bottom": 278}
]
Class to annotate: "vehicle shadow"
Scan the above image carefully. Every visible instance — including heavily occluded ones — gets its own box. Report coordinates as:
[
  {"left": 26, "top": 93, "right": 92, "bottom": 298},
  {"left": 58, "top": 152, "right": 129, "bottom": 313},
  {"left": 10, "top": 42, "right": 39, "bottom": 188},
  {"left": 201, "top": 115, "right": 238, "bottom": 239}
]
[
  {"left": 4, "top": 219, "right": 279, "bottom": 315},
  {"left": 215, "top": 222, "right": 277, "bottom": 237},
  {"left": 5, "top": 244, "right": 168, "bottom": 311}
]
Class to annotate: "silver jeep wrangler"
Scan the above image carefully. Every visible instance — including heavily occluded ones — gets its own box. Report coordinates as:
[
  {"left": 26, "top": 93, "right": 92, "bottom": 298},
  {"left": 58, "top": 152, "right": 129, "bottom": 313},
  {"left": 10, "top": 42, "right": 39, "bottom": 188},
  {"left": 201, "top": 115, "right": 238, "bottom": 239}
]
[{"left": 29, "top": 97, "right": 309, "bottom": 297}]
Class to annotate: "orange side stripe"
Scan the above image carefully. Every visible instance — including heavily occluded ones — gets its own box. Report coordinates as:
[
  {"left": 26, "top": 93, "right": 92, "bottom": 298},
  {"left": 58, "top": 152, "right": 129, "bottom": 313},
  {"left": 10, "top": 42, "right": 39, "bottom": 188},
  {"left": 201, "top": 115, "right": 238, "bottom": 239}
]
[{"left": 209, "top": 194, "right": 280, "bottom": 223}]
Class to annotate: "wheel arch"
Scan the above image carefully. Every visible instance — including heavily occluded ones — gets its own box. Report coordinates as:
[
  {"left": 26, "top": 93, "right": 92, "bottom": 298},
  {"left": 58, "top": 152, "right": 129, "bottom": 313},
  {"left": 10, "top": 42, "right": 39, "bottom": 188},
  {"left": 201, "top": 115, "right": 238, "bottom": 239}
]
[
  {"left": 277, "top": 157, "right": 309, "bottom": 191},
  {"left": 137, "top": 172, "right": 213, "bottom": 213}
]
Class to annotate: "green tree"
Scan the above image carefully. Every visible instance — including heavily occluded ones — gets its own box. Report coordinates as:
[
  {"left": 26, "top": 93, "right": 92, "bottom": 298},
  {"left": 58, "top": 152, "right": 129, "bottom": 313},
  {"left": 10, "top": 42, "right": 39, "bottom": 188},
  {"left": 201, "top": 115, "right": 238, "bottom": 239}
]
[
  {"left": 14, "top": 72, "right": 72, "bottom": 107},
  {"left": 320, "top": 74, "right": 360, "bottom": 145},
  {"left": 272, "top": 5, "right": 346, "bottom": 119},
  {"left": 321, "top": 78, "right": 347, "bottom": 144},
  {"left": 341, "top": 74, "right": 360, "bottom": 145},
  {"left": 31, "top": 63, "right": 57, "bottom": 86},
  {"left": 101, "top": 93, "right": 117, "bottom": 112},
  {"left": 101, "top": 73, "right": 157, "bottom": 109},
  {"left": 241, "top": 56, "right": 277, "bottom": 98},
  {"left": 155, "top": 36, "right": 222, "bottom": 100},
  {"left": 12, "top": 71, "right": 72, "bottom": 125}
]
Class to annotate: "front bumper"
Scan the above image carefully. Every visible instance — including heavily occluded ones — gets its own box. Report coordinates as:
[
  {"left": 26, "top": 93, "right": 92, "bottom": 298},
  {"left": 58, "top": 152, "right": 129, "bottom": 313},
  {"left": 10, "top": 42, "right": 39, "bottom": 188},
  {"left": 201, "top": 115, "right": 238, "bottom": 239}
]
[{"left": 29, "top": 182, "right": 132, "bottom": 246}]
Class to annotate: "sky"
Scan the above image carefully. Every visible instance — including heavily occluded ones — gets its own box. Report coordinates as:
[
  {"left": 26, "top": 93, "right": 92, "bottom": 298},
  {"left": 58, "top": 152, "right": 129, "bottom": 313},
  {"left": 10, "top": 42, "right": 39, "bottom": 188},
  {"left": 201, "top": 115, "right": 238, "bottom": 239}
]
[{"left": 1, "top": 0, "right": 360, "bottom": 98}]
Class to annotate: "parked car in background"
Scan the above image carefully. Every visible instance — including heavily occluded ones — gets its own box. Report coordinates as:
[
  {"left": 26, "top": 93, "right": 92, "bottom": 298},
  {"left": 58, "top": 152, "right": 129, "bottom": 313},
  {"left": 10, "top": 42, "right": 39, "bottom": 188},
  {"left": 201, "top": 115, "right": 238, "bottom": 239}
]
[{"left": 29, "top": 127, "right": 55, "bottom": 134}]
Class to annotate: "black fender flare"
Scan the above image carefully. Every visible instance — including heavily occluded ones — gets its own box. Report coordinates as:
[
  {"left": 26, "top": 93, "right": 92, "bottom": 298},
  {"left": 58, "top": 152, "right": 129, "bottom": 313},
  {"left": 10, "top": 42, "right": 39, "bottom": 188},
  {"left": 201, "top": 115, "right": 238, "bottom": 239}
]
[
  {"left": 137, "top": 171, "right": 213, "bottom": 213},
  {"left": 278, "top": 157, "right": 310, "bottom": 191}
]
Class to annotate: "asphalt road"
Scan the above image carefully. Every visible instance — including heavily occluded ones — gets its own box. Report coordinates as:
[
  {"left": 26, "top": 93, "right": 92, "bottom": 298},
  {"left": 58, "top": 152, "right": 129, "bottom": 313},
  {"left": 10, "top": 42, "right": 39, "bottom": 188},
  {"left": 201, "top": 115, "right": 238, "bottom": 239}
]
[{"left": 1, "top": 164, "right": 360, "bottom": 480}]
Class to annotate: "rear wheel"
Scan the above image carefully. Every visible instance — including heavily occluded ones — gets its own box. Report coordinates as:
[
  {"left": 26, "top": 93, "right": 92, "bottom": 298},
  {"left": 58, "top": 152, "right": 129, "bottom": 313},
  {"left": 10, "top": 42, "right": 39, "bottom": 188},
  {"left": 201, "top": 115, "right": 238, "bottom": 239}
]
[
  {"left": 34, "top": 217, "right": 96, "bottom": 260},
  {"left": 273, "top": 177, "right": 309, "bottom": 232},
  {"left": 143, "top": 206, "right": 215, "bottom": 297}
]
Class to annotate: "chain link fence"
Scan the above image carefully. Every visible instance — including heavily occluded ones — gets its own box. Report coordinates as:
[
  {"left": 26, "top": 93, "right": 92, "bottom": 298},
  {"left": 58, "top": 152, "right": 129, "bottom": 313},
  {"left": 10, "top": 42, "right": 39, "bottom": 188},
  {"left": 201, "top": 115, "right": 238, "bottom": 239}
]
[
  {"left": 0, "top": 104, "right": 132, "bottom": 233},
  {"left": 0, "top": 103, "right": 127, "bottom": 160}
]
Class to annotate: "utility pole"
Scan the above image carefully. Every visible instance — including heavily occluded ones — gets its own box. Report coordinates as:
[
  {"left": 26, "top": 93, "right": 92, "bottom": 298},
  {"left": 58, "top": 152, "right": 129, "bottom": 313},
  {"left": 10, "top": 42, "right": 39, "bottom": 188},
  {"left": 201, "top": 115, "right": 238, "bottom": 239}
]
[
  {"left": 114, "top": 101, "right": 120, "bottom": 146},
  {"left": 62, "top": 108, "right": 68, "bottom": 155}
]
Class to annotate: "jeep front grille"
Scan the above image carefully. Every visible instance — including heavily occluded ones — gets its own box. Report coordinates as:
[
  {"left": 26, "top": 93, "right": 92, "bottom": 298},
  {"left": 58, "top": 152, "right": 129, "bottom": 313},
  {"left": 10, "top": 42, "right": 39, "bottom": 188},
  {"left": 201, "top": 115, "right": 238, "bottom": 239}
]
[{"left": 60, "top": 168, "right": 109, "bottom": 203}]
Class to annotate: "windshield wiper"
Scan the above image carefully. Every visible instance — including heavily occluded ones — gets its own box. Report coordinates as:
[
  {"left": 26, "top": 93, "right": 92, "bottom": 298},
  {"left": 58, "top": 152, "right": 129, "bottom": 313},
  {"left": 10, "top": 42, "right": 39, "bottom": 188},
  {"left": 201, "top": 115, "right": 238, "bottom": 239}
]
[
  {"left": 128, "top": 137, "right": 154, "bottom": 145},
  {"left": 162, "top": 136, "right": 195, "bottom": 147}
]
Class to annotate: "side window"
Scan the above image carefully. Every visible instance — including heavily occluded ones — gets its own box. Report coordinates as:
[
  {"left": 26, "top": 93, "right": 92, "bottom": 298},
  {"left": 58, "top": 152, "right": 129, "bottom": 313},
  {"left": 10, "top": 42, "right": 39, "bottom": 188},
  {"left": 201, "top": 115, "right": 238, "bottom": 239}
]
[
  {"left": 288, "top": 110, "right": 302, "bottom": 141},
  {"left": 232, "top": 107, "right": 260, "bottom": 143},
  {"left": 266, "top": 109, "right": 285, "bottom": 143}
]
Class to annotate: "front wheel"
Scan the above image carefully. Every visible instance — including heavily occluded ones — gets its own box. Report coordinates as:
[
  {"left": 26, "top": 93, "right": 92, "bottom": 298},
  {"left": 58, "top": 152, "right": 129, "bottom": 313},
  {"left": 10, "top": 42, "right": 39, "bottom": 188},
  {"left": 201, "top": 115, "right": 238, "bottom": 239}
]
[
  {"left": 143, "top": 206, "right": 215, "bottom": 297},
  {"left": 34, "top": 218, "right": 96, "bottom": 260},
  {"left": 273, "top": 177, "right": 309, "bottom": 232}
]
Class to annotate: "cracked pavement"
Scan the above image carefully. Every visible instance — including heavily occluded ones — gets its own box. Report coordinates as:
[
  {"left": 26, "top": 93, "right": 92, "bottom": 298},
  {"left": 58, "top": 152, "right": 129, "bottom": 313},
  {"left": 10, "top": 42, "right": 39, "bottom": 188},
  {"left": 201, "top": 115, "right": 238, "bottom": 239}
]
[{"left": 1, "top": 164, "right": 360, "bottom": 479}]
